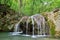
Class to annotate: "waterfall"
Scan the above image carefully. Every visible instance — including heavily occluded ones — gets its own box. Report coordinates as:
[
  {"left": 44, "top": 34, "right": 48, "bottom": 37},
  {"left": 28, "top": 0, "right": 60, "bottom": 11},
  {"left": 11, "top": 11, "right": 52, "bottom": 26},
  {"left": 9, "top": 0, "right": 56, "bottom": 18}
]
[
  {"left": 14, "top": 23, "right": 19, "bottom": 32},
  {"left": 11, "top": 14, "right": 49, "bottom": 38},
  {"left": 24, "top": 18, "right": 30, "bottom": 36},
  {"left": 30, "top": 16, "right": 36, "bottom": 38},
  {"left": 12, "top": 18, "right": 23, "bottom": 35},
  {"left": 31, "top": 14, "right": 46, "bottom": 37}
]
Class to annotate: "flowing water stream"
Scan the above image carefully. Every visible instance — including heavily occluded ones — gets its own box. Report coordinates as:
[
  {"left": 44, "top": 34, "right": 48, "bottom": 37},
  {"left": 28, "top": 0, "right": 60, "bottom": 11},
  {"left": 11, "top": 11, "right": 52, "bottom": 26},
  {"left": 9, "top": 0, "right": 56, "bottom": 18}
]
[{"left": 12, "top": 14, "right": 50, "bottom": 38}]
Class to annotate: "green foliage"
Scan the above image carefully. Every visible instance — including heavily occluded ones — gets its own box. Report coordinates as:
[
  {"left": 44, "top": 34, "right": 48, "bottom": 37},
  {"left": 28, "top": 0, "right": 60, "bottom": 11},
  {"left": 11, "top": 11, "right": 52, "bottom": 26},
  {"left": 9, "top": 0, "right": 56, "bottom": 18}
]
[
  {"left": 0, "top": 0, "right": 60, "bottom": 16},
  {"left": 48, "top": 20, "right": 55, "bottom": 36},
  {"left": 7, "top": 0, "right": 20, "bottom": 12},
  {"left": 20, "top": 0, "right": 60, "bottom": 16},
  {"left": 0, "top": 0, "right": 20, "bottom": 12}
]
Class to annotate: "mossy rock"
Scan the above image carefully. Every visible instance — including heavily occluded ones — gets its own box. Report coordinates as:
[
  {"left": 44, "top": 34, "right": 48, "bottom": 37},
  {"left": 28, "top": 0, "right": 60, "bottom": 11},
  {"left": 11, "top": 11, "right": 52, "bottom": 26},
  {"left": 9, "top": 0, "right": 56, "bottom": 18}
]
[
  {"left": 0, "top": 4, "right": 21, "bottom": 31},
  {"left": 55, "top": 31, "right": 60, "bottom": 38},
  {"left": 42, "top": 12, "right": 56, "bottom": 36}
]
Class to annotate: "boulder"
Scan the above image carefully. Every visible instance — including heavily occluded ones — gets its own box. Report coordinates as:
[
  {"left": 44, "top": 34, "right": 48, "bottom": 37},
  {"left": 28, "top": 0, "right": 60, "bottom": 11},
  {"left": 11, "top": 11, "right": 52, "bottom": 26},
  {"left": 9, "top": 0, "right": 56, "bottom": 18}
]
[{"left": 42, "top": 10, "right": 60, "bottom": 37}]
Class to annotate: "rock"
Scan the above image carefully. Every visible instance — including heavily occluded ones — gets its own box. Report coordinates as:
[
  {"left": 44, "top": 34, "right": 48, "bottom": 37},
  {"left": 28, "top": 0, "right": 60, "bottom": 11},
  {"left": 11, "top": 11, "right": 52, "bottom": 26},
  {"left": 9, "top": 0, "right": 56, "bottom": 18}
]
[
  {"left": 42, "top": 12, "right": 56, "bottom": 36},
  {"left": 55, "top": 11, "right": 60, "bottom": 31},
  {"left": 42, "top": 10, "right": 60, "bottom": 37},
  {"left": 55, "top": 31, "right": 60, "bottom": 38},
  {"left": 0, "top": 4, "right": 21, "bottom": 31}
]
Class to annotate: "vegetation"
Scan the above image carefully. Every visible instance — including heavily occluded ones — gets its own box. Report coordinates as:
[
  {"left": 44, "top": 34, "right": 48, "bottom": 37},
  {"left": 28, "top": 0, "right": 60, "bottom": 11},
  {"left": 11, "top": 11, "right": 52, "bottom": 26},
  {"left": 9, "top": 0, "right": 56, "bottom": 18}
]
[
  {"left": 0, "top": 0, "right": 60, "bottom": 16},
  {"left": 0, "top": 4, "right": 21, "bottom": 31},
  {"left": 0, "top": 0, "right": 20, "bottom": 13}
]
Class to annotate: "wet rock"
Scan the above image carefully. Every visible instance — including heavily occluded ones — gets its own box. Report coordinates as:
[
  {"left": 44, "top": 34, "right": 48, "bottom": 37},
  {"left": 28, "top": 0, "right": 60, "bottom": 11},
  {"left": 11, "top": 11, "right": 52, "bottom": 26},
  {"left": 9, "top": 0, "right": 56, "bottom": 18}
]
[
  {"left": 19, "top": 14, "right": 49, "bottom": 35},
  {"left": 42, "top": 12, "right": 56, "bottom": 36}
]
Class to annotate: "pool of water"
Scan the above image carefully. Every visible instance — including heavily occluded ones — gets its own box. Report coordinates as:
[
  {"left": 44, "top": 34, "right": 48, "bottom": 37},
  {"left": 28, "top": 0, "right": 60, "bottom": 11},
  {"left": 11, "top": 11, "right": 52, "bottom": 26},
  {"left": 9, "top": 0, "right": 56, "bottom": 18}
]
[{"left": 0, "top": 32, "right": 60, "bottom": 40}]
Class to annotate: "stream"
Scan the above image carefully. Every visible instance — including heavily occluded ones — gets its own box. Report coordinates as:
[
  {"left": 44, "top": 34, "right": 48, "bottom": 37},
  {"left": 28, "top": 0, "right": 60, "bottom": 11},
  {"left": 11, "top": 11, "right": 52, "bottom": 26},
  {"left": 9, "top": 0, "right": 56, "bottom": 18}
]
[{"left": 0, "top": 32, "right": 60, "bottom": 40}]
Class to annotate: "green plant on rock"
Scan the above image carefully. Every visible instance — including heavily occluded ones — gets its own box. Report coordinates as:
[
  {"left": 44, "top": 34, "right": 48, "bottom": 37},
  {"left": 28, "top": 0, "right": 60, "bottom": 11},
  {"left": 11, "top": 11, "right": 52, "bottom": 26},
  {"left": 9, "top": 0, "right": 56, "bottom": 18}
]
[
  {"left": 47, "top": 20, "right": 55, "bottom": 36},
  {"left": 42, "top": 12, "right": 55, "bottom": 36}
]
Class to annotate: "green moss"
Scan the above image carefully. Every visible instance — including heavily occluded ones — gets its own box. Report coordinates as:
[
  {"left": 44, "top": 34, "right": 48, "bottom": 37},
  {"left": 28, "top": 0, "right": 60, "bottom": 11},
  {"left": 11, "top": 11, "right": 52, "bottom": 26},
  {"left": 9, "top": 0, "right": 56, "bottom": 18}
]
[
  {"left": 47, "top": 20, "right": 55, "bottom": 36},
  {"left": 42, "top": 13, "right": 56, "bottom": 36}
]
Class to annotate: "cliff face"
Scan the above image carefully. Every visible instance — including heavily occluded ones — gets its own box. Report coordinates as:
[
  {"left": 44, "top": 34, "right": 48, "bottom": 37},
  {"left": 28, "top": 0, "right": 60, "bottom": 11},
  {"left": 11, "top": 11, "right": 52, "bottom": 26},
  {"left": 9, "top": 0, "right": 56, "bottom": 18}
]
[
  {"left": 42, "top": 10, "right": 60, "bottom": 37},
  {"left": 0, "top": 4, "right": 21, "bottom": 31},
  {"left": 54, "top": 11, "right": 60, "bottom": 37},
  {"left": 55, "top": 12, "right": 60, "bottom": 31}
]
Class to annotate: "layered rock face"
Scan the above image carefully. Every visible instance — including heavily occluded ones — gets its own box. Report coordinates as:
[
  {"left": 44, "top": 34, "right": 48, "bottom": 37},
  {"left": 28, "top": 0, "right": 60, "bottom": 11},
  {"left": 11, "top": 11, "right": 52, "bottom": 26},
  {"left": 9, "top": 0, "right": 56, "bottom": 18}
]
[
  {"left": 54, "top": 11, "right": 60, "bottom": 37},
  {"left": 55, "top": 12, "right": 60, "bottom": 31},
  {"left": 0, "top": 4, "right": 21, "bottom": 31},
  {"left": 42, "top": 10, "right": 60, "bottom": 37}
]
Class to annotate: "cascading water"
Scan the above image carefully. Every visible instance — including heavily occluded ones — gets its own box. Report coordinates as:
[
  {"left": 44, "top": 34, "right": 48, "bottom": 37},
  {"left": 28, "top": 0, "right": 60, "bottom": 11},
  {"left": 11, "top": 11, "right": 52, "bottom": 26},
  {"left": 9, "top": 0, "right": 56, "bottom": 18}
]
[
  {"left": 12, "top": 23, "right": 20, "bottom": 35},
  {"left": 12, "top": 14, "right": 49, "bottom": 38},
  {"left": 14, "top": 23, "right": 19, "bottom": 32},
  {"left": 23, "top": 18, "right": 30, "bottom": 36},
  {"left": 11, "top": 18, "right": 23, "bottom": 35},
  {"left": 30, "top": 16, "right": 36, "bottom": 38},
  {"left": 33, "top": 14, "right": 42, "bottom": 36},
  {"left": 25, "top": 19, "right": 29, "bottom": 36},
  {"left": 30, "top": 14, "right": 46, "bottom": 38}
]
